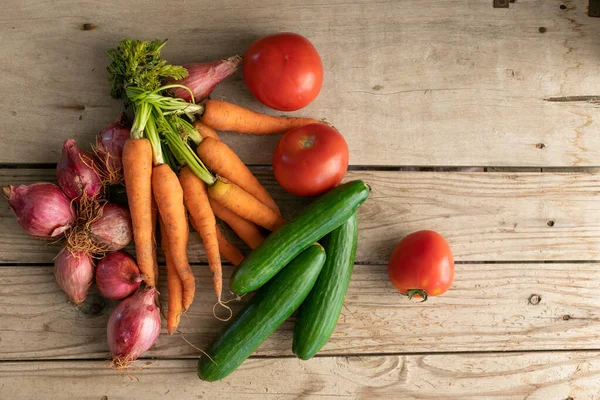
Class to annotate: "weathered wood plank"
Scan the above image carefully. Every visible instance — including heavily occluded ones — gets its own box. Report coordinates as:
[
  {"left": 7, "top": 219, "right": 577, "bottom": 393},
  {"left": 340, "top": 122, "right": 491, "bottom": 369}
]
[
  {"left": 2, "top": 352, "right": 600, "bottom": 399},
  {"left": 1, "top": 262, "right": 599, "bottom": 360},
  {"left": 2, "top": 169, "right": 600, "bottom": 264},
  {"left": 1, "top": 0, "right": 599, "bottom": 166}
]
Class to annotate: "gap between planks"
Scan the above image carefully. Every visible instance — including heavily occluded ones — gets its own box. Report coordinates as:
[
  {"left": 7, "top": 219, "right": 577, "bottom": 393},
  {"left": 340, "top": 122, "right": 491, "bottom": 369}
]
[
  {"left": 4, "top": 347, "right": 600, "bottom": 364},
  {"left": 3, "top": 260, "right": 600, "bottom": 267},
  {"left": 1, "top": 164, "right": 599, "bottom": 172}
]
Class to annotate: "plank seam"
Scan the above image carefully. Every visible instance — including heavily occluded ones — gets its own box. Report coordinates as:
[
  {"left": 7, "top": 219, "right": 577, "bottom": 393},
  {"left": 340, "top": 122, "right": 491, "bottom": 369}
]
[
  {"left": 1, "top": 164, "right": 598, "bottom": 171},
  {"left": 2, "top": 260, "right": 600, "bottom": 268},
  {"left": 4, "top": 348, "right": 600, "bottom": 363}
]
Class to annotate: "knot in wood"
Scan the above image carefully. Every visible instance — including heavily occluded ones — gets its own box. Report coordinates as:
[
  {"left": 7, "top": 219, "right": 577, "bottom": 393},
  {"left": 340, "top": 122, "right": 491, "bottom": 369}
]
[
  {"left": 528, "top": 294, "right": 541, "bottom": 305},
  {"left": 78, "top": 294, "right": 106, "bottom": 317}
]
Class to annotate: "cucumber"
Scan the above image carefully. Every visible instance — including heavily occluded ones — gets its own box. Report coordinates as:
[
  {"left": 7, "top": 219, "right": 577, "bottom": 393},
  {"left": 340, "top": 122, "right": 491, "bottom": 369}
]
[
  {"left": 197, "top": 244, "right": 326, "bottom": 382},
  {"left": 293, "top": 212, "right": 358, "bottom": 360},
  {"left": 230, "top": 180, "right": 369, "bottom": 295}
]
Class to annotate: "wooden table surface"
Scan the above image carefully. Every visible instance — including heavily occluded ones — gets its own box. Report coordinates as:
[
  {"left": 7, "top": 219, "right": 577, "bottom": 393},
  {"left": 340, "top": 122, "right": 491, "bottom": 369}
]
[{"left": 2, "top": 0, "right": 600, "bottom": 399}]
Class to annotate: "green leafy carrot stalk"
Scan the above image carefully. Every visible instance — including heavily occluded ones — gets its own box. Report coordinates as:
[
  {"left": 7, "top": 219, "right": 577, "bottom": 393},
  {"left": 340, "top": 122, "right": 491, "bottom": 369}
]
[{"left": 107, "top": 39, "right": 188, "bottom": 101}]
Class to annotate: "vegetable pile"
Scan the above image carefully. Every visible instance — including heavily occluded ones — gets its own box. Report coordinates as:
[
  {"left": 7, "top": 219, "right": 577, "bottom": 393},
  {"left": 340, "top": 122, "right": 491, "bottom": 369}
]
[
  {"left": 4, "top": 119, "right": 134, "bottom": 304},
  {"left": 4, "top": 32, "right": 454, "bottom": 379}
]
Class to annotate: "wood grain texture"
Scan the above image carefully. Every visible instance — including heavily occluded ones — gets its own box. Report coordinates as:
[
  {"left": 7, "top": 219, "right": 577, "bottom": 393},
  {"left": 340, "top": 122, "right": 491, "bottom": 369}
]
[
  {"left": 1, "top": 0, "right": 599, "bottom": 166},
  {"left": 2, "top": 262, "right": 600, "bottom": 360},
  {"left": 1, "top": 352, "right": 600, "bottom": 399},
  {"left": 2, "top": 169, "right": 600, "bottom": 264}
]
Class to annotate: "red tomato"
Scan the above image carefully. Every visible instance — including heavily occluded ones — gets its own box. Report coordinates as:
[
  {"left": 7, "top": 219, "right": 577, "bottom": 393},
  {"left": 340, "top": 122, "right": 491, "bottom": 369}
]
[
  {"left": 273, "top": 123, "right": 349, "bottom": 197},
  {"left": 388, "top": 230, "right": 454, "bottom": 301},
  {"left": 243, "top": 33, "right": 323, "bottom": 111}
]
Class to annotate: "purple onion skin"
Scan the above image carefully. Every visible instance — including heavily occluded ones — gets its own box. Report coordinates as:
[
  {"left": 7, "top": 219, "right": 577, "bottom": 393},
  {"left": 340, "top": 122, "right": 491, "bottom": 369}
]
[
  {"left": 107, "top": 288, "right": 161, "bottom": 364},
  {"left": 96, "top": 251, "right": 142, "bottom": 300},
  {"left": 89, "top": 203, "right": 133, "bottom": 251},
  {"left": 57, "top": 138, "right": 104, "bottom": 201},
  {"left": 97, "top": 113, "right": 130, "bottom": 173},
  {"left": 54, "top": 248, "right": 94, "bottom": 305},
  {"left": 171, "top": 56, "right": 241, "bottom": 102},
  {"left": 3, "top": 183, "right": 76, "bottom": 239}
]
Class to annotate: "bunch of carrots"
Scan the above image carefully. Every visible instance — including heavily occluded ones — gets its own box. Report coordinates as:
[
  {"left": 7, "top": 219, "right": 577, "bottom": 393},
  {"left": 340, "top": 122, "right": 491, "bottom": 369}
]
[{"left": 108, "top": 39, "right": 320, "bottom": 333}]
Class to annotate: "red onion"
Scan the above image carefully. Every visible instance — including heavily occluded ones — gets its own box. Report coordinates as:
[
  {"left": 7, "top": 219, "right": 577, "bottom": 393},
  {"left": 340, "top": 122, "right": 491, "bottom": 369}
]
[
  {"left": 107, "top": 288, "right": 161, "bottom": 367},
  {"left": 57, "top": 138, "right": 104, "bottom": 201},
  {"left": 88, "top": 203, "right": 133, "bottom": 252},
  {"left": 96, "top": 251, "right": 142, "bottom": 300},
  {"left": 171, "top": 55, "right": 241, "bottom": 102},
  {"left": 3, "top": 183, "right": 76, "bottom": 239},
  {"left": 96, "top": 114, "right": 130, "bottom": 180},
  {"left": 54, "top": 248, "right": 94, "bottom": 304}
]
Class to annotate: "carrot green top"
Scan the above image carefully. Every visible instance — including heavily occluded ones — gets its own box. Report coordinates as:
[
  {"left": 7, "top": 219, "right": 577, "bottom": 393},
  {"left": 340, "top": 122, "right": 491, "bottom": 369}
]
[{"left": 106, "top": 38, "right": 214, "bottom": 186}]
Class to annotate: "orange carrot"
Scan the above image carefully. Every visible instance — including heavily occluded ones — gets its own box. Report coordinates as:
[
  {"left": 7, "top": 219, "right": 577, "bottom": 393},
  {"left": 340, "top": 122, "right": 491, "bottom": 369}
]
[
  {"left": 193, "top": 120, "right": 220, "bottom": 141},
  {"left": 160, "top": 217, "right": 183, "bottom": 334},
  {"left": 150, "top": 196, "right": 159, "bottom": 281},
  {"left": 215, "top": 225, "right": 244, "bottom": 266},
  {"left": 179, "top": 166, "right": 223, "bottom": 302},
  {"left": 209, "top": 197, "right": 264, "bottom": 249},
  {"left": 122, "top": 138, "right": 156, "bottom": 287},
  {"left": 201, "top": 100, "right": 321, "bottom": 135},
  {"left": 152, "top": 164, "right": 195, "bottom": 310},
  {"left": 208, "top": 177, "right": 284, "bottom": 231},
  {"left": 197, "top": 137, "right": 280, "bottom": 214}
]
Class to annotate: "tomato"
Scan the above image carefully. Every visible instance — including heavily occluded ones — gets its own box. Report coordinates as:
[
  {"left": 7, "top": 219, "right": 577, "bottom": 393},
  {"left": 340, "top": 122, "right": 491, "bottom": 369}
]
[
  {"left": 273, "top": 123, "right": 349, "bottom": 197},
  {"left": 388, "top": 230, "right": 454, "bottom": 301},
  {"left": 243, "top": 32, "right": 323, "bottom": 111}
]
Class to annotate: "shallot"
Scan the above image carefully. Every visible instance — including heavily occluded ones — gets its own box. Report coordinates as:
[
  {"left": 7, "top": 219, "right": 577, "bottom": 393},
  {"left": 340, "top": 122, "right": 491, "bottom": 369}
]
[
  {"left": 2, "top": 183, "right": 76, "bottom": 239},
  {"left": 107, "top": 288, "right": 161, "bottom": 367},
  {"left": 54, "top": 248, "right": 94, "bottom": 304},
  {"left": 96, "top": 114, "right": 130, "bottom": 183},
  {"left": 96, "top": 251, "right": 143, "bottom": 300},
  {"left": 170, "top": 56, "right": 241, "bottom": 102},
  {"left": 88, "top": 203, "right": 133, "bottom": 252},
  {"left": 57, "top": 138, "right": 104, "bottom": 201}
]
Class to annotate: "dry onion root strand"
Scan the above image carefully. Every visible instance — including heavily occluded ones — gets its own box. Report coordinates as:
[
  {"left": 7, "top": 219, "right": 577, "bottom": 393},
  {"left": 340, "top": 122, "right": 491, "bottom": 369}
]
[
  {"left": 65, "top": 193, "right": 110, "bottom": 256},
  {"left": 92, "top": 139, "right": 124, "bottom": 185}
]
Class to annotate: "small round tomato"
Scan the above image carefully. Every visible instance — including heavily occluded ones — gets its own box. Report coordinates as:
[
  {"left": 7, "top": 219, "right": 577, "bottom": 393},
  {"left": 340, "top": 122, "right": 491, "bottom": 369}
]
[
  {"left": 273, "top": 123, "right": 349, "bottom": 197},
  {"left": 243, "top": 32, "right": 323, "bottom": 111},
  {"left": 388, "top": 230, "right": 454, "bottom": 301}
]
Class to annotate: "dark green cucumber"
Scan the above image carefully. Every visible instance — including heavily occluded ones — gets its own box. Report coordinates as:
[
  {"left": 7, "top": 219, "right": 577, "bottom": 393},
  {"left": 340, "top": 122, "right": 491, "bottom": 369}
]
[
  {"left": 293, "top": 212, "right": 358, "bottom": 360},
  {"left": 230, "top": 180, "right": 369, "bottom": 295},
  {"left": 197, "top": 244, "right": 326, "bottom": 382}
]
